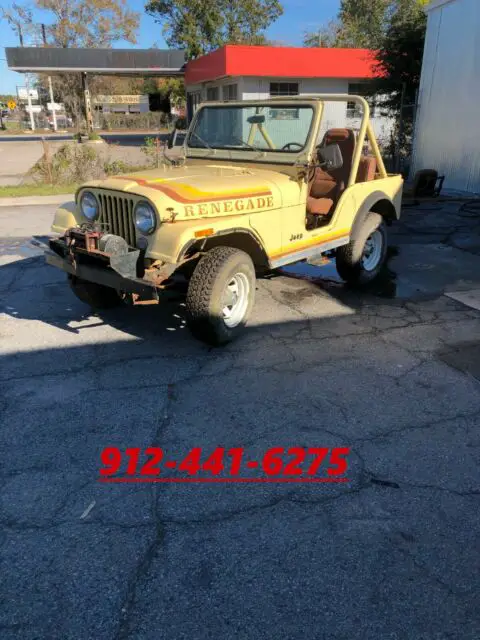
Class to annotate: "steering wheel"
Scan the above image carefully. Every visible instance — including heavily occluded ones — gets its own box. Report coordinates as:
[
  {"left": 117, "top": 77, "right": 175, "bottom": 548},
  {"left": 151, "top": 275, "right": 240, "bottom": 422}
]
[{"left": 281, "top": 142, "right": 303, "bottom": 151}]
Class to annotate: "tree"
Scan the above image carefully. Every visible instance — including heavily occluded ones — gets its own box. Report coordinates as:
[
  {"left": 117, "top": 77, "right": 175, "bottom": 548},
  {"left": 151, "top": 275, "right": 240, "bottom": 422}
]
[
  {"left": 146, "top": 0, "right": 284, "bottom": 59},
  {"left": 0, "top": 2, "right": 33, "bottom": 45},
  {"left": 373, "top": 0, "right": 428, "bottom": 114},
  {"left": 303, "top": 0, "right": 429, "bottom": 50},
  {"left": 158, "top": 77, "right": 185, "bottom": 108},
  {"left": 303, "top": 0, "right": 429, "bottom": 117},
  {"left": 304, "top": 0, "right": 390, "bottom": 49},
  {"left": 303, "top": 21, "right": 341, "bottom": 48},
  {"left": 371, "top": 0, "right": 428, "bottom": 167},
  {"left": 36, "top": 0, "right": 139, "bottom": 48},
  {"left": 1, "top": 0, "right": 138, "bottom": 47},
  {"left": 1, "top": 0, "right": 140, "bottom": 127},
  {"left": 337, "top": 0, "right": 390, "bottom": 48}
]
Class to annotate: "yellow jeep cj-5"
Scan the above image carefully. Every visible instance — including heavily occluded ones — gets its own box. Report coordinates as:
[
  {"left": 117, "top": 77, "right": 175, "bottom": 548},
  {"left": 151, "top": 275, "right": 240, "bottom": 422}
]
[{"left": 47, "top": 96, "right": 403, "bottom": 345}]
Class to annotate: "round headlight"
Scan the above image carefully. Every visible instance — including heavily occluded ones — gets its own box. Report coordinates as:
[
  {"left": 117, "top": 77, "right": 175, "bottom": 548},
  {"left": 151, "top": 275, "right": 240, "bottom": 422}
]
[
  {"left": 134, "top": 201, "right": 157, "bottom": 235},
  {"left": 80, "top": 191, "right": 99, "bottom": 221}
]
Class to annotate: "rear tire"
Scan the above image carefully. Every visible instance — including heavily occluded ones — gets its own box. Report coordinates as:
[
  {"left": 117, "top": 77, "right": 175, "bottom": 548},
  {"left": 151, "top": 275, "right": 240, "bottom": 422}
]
[
  {"left": 69, "top": 276, "right": 124, "bottom": 309},
  {"left": 186, "top": 247, "right": 256, "bottom": 346},
  {"left": 336, "top": 211, "right": 387, "bottom": 285}
]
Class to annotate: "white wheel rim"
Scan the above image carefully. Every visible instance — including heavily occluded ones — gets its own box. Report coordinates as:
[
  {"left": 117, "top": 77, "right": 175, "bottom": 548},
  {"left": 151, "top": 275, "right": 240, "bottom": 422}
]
[
  {"left": 221, "top": 272, "right": 250, "bottom": 328},
  {"left": 361, "top": 230, "right": 383, "bottom": 271}
]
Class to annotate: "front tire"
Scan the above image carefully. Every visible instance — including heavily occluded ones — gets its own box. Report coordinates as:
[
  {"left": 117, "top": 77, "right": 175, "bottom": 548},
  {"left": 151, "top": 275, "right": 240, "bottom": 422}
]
[
  {"left": 336, "top": 212, "right": 387, "bottom": 285},
  {"left": 186, "top": 247, "right": 256, "bottom": 346},
  {"left": 69, "top": 276, "right": 125, "bottom": 309}
]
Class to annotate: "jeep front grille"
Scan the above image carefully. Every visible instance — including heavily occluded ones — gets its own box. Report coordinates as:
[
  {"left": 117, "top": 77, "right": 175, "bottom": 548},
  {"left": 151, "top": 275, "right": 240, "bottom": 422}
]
[{"left": 97, "top": 193, "right": 136, "bottom": 247}]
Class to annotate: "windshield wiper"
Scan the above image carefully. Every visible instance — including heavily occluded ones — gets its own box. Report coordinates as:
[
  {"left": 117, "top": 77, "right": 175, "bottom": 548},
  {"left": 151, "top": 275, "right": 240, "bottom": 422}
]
[{"left": 190, "top": 131, "right": 213, "bottom": 150}]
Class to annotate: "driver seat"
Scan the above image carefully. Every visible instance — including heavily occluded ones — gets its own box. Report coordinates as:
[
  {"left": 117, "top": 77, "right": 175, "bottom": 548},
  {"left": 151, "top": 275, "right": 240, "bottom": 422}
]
[{"left": 307, "top": 128, "right": 356, "bottom": 216}]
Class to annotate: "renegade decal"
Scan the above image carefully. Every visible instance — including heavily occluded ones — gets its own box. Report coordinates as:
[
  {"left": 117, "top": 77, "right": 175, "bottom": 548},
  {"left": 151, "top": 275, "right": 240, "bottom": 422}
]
[{"left": 184, "top": 196, "right": 274, "bottom": 217}]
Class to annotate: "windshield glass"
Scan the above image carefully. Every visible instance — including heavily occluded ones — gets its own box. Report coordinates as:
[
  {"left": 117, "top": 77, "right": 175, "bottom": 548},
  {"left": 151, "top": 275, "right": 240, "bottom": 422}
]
[{"left": 188, "top": 104, "right": 314, "bottom": 153}]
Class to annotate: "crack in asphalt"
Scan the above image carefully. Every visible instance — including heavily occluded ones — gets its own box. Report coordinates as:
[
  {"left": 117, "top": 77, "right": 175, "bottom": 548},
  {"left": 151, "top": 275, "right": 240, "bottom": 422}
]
[{"left": 1, "top": 201, "right": 480, "bottom": 638}]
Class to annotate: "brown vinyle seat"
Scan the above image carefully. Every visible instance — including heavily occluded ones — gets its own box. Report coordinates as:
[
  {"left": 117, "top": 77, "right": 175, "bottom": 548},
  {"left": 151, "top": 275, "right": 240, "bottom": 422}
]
[
  {"left": 307, "top": 128, "right": 356, "bottom": 217},
  {"left": 356, "top": 155, "right": 377, "bottom": 182}
]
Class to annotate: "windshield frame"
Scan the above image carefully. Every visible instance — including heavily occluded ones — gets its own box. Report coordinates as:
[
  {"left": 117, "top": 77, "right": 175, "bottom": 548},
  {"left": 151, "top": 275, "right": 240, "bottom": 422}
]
[{"left": 185, "top": 100, "right": 320, "bottom": 164}]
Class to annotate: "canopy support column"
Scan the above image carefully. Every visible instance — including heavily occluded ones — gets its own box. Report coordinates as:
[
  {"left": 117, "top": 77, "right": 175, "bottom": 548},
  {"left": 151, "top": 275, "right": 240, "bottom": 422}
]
[{"left": 82, "top": 72, "right": 93, "bottom": 133}]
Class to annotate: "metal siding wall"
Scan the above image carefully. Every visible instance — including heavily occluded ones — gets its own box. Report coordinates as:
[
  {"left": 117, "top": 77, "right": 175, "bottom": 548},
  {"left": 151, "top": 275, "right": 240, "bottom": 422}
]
[{"left": 413, "top": 0, "right": 480, "bottom": 193}]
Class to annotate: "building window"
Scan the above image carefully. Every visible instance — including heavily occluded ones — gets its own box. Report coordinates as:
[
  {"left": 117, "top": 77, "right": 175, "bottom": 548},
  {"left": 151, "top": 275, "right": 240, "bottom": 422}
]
[
  {"left": 270, "top": 82, "right": 299, "bottom": 96},
  {"left": 347, "top": 82, "right": 376, "bottom": 118},
  {"left": 187, "top": 91, "right": 202, "bottom": 121},
  {"left": 206, "top": 87, "right": 219, "bottom": 101},
  {"left": 223, "top": 84, "right": 238, "bottom": 101},
  {"left": 269, "top": 83, "right": 299, "bottom": 119}
]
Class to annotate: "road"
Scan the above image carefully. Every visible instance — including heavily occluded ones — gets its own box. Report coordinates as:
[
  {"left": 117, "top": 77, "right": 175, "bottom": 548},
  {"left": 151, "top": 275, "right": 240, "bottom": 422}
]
[
  {"left": 1, "top": 200, "right": 480, "bottom": 639},
  {"left": 0, "top": 132, "right": 169, "bottom": 145}
]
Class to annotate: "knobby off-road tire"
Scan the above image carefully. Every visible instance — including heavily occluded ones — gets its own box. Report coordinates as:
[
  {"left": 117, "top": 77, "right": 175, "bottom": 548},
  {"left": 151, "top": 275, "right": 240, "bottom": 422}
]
[
  {"left": 69, "top": 276, "right": 125, "bottom": 309},
  {"left": 336, "top": 211, "right": 388, "bottom": 285},
  {"left": 186, "top": 246, "right": 256, "bottom": 346}
]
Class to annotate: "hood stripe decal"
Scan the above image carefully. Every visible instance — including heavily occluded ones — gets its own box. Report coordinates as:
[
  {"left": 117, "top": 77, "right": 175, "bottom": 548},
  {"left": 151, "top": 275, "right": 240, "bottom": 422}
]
[{"left": 112, "top": 177, "right": 272, "bottom": 204}]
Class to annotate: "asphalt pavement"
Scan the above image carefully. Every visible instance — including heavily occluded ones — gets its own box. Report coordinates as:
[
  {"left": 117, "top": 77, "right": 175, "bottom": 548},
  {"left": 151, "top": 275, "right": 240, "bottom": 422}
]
[
  {"left": 0, "top": 199, "right": 479, "bottom": 639},
  {"left": 0, "top": 132, "right": 169, "bottom": 144}
]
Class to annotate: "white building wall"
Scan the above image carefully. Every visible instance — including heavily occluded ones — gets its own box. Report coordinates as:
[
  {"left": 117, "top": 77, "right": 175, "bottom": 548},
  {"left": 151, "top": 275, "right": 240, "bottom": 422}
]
[
  {"left": 300, "top": 78, "right": 394, "bottom": 145},
  {"left": 412, "top": 0, "right": 480, "bottom": 193},
  {"left": 188, "top": 75, "right": 394, "bottom": 146}
]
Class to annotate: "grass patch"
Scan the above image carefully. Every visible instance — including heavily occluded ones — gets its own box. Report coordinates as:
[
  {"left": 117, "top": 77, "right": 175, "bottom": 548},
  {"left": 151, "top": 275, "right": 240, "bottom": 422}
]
[{"left": 0, "top": 183, "right": 79, "bottom": 198}]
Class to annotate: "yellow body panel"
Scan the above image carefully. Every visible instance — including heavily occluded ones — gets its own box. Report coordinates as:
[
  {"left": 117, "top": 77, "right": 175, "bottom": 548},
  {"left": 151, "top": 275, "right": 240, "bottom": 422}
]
[{"left": 51, "top": 96, "right": 404, "bottom": 268}]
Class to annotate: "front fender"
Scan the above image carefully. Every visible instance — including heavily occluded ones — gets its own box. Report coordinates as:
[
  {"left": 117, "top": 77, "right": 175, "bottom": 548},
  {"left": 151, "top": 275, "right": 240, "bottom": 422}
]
[{"left": 51, "top": 201, "right": 78, "bottom": 233}]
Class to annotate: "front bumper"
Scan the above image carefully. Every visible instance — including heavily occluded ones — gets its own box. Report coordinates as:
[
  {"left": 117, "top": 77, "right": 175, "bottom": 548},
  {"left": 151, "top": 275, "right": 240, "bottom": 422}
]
[{"left": 46, "top": 237, "right": 161, "bottom": 300}]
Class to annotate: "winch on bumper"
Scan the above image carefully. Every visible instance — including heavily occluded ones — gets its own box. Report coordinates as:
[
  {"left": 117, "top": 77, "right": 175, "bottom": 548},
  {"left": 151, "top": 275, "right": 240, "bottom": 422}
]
[{"left": 46, "top": 227, "right": 178, "bottom": 301}]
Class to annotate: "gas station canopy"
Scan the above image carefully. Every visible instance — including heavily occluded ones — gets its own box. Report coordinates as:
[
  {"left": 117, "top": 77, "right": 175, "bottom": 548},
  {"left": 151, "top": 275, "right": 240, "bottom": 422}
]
[{"left": 5, "top": 47, "right": 186, "bottom": 76}]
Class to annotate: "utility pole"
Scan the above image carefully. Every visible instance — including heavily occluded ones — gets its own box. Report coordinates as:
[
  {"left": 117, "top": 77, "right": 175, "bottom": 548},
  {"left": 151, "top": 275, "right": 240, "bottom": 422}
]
[
  {"left": 25, "top": 75, "right": 35, "bottom": 131},
  {"left": 15, "top": 23, "right": 35, "bottom": 130},
  {"left": 42, "top": 24, "right": 57, "bottom": 131},
  {"left": 48, "top": 76, "right": 57, "bottom": 131}
]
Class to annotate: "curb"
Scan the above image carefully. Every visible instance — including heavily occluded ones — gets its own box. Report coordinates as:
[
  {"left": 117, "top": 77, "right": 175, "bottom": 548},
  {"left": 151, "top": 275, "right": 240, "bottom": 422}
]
[{"left": 0, "top": 194, "right": 74, "bottom": 207}]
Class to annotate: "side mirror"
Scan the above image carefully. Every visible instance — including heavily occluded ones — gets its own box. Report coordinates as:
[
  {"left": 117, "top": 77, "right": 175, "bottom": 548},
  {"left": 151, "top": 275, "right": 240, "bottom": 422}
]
[{"left": 317, "top": 144, "right": 343, "bottom": 171}]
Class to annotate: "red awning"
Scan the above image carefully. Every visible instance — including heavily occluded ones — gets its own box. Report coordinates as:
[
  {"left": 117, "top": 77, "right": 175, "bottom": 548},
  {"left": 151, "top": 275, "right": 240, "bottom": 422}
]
[{"left": 185, "top": 45, "right": 379, "bottom": 85}]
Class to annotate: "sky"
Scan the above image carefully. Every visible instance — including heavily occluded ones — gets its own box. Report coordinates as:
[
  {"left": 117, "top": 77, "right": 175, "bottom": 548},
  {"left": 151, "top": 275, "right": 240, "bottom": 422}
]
[{"left": 0, "top": 0, "right": 341, "bottom": 95}]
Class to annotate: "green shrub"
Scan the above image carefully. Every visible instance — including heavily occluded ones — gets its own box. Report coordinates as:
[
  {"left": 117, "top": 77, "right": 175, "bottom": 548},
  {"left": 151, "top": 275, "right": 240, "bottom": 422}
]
[
  {"left": 141, "top": 136, "right": 170, "bottom": 168},
  {"left": 30, "top": 142, "right": 105, "bottom": 184},
  {"left": 104, "top": 159, "right": 150, "bottom": 176}
]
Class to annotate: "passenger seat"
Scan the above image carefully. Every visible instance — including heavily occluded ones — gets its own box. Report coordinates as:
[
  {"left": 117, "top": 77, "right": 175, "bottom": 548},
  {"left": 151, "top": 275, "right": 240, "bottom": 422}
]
[{"left": 307, "top": 128, "right": 356, "bottom": 217}]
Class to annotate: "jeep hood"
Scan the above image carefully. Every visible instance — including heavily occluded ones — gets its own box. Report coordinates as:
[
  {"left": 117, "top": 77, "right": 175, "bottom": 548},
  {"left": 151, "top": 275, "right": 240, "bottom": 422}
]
[{"left": 85, "top": 164, "right": 295, "bottom": 221}]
